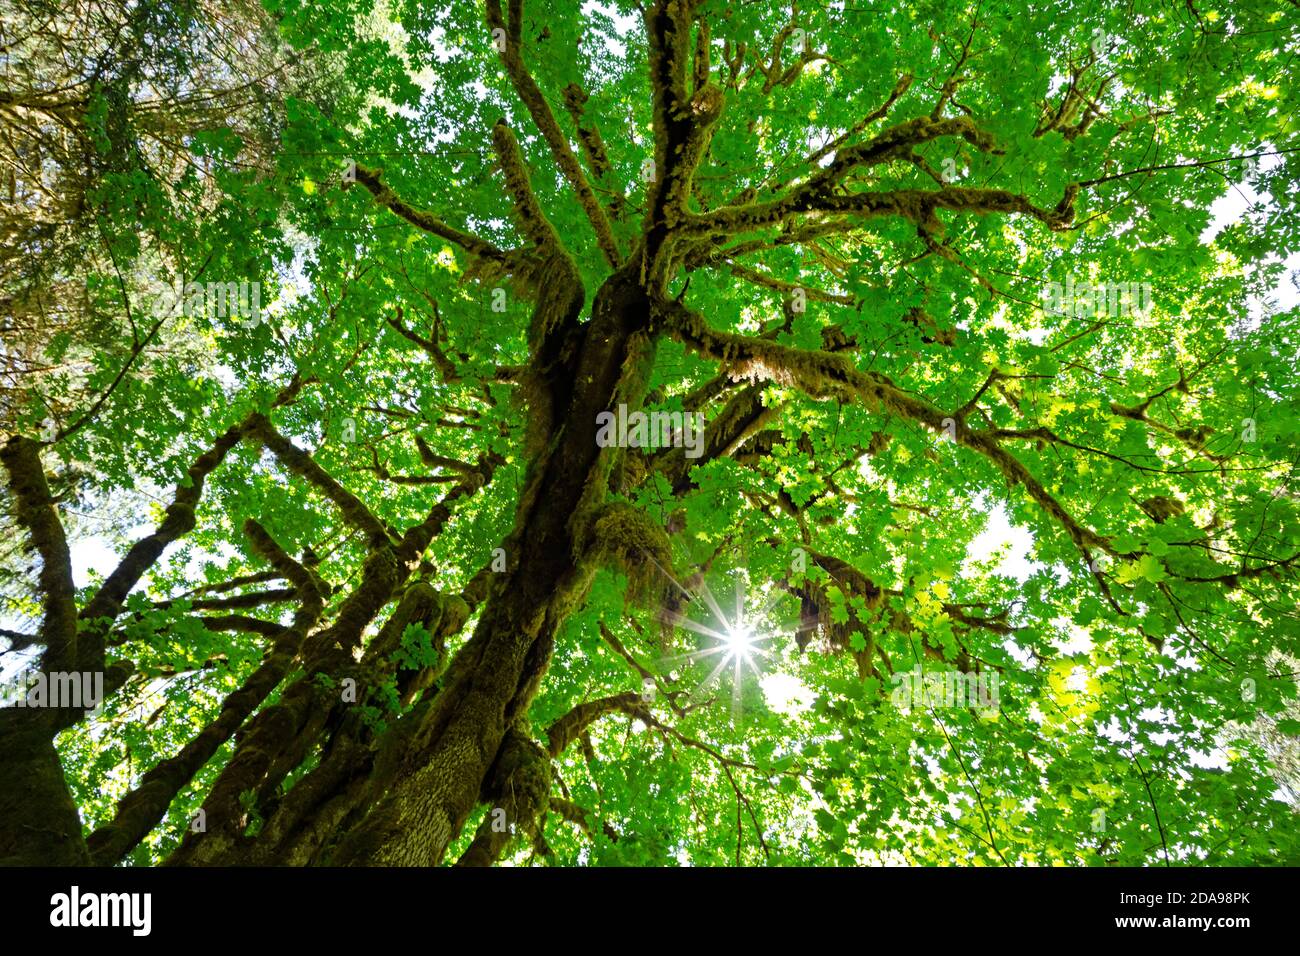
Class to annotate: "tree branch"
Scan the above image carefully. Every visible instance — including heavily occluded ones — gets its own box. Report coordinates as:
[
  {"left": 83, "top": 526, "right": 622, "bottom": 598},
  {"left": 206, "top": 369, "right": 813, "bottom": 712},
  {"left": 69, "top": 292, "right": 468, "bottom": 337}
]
[{"left": 485, "top": 0, "right": 621, "bottom": 267}]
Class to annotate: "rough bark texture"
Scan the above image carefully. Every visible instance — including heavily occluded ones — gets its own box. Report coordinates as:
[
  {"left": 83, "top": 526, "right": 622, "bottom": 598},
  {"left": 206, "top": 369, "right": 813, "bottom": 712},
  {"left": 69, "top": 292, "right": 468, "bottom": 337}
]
[
  {"left": 0, "top": 717, "right": 90, "bottom": 866},
  {"left": 0, "top": 437, "right": 89, "bottom": 865},
  {"left": 326, "top": 262, "right": 653, "bottom": 866}
]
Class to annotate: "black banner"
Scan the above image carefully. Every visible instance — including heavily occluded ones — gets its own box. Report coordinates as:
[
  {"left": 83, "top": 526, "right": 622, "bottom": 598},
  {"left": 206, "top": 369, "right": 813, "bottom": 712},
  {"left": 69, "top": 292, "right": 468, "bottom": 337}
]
[{"left": 0, "top": 865, "right": 1286, "bottom": 943}]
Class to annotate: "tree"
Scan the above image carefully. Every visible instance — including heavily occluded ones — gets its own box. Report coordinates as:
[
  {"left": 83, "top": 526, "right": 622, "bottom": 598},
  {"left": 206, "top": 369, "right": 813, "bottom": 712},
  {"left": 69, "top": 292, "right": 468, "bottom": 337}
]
[
  {"left": 0, "top": 0, "right": 351, "bottom": 612},
  {"left": 1, "top": 0, "right": 1298, "bottom": 867}
]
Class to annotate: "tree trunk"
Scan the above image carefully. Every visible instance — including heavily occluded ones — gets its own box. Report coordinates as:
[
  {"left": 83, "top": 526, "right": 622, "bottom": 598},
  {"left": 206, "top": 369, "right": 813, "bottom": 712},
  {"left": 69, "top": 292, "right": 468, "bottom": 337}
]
[
  {"left": 325, "top": 264, "right": 653, "bottom": 865},
  {"left": 0, "top": 712, "right": 90, "bottom": 866}
]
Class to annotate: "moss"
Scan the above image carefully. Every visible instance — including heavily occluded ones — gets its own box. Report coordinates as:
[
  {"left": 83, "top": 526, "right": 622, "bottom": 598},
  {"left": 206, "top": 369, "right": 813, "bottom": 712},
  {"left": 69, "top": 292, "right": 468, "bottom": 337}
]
[
  {"left": 579, "top": 500, "right": 674, "bottom": 607},
  {"left": 562, "top": 83, "right": 613, "bottom": 179},
  {"left": 665, "top": 301, "right": 861, "bottom": 401},
  {"left": 491, "top": 120, "right": 562, "bottom": 251},
  {"left": 1137, "top": 495, "right": 1186, "bottom": 524},
  {"left": 615, "top": 449, "right": 649, "bottom": 492},
  {"left": 525, "top": 250, "right": 585, "bottom": 356},
  {"left": 1, "top": 436, "right": 78, "bottom": 674},
  {"left": 455, "top": 728, "right": 551, "bottom": 866}
]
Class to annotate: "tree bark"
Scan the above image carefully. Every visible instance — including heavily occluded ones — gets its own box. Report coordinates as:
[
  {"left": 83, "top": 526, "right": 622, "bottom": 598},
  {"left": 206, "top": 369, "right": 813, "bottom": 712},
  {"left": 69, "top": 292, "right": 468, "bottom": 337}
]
[{"left": 325, "top": 264, "right": 653, "bottom": 865}]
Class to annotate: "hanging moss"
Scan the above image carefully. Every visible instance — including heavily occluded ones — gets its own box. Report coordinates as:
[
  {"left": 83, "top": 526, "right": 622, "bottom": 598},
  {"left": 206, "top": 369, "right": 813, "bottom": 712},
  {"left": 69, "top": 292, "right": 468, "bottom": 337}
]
[{"left": 579, "top": 500, "right": 675, "bottom": 607}]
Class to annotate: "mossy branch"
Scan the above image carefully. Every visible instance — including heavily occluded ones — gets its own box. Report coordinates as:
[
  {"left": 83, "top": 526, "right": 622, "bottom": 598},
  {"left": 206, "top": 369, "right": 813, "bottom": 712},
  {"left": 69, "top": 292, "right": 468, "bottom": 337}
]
[
  {"left": 249, "top": 413, "right": 393, "bottom": 549},
  {"left": 1, "top": 436, "right": 78, "bottom": 674},
  {"left": 87, "top": 521, "right": 324, "bottom": 867},
  {"left": 561, "top": 83, "right": 613, "bottom": 180},
  {"left": 414, "top": 435, "right": 480, "bottom": 478},
  {"left": 686, "top": 179, "right": 1078, "bottom": 242},
  {"left": 643, "top": 0, "right": 725, "bottom": 287},
  {"left": 485, "top": 0, "right": 621, "bottom": 267},
  {"left": 545, "top": 691, "right": 646, "bottom": 757},
  {"left": 455, "top": 728, "right": 553, "bottom": 866},
  {"left": 397, "top": 452, "right": 505, "bottom": 562},
  {"left": 348, "top": 162, "right": 508, "bottom": 266},
  {"left": 789, "top": 73, "right": 915, "bottom": 185},
  {"left": 490, "top": 119, "right": 564, "bottom": 251},
  {"left": 658, "top": 298, "right": 1112, "bottom": 562},
  {"left": 80, "top": 412, "right": 261, "bottom": 651}
]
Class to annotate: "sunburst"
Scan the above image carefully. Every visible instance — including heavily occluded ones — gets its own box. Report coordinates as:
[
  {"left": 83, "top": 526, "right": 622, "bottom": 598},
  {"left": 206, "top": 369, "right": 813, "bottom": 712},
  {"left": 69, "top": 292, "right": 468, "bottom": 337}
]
[{"left": 645, "top": 556, "right": 791, "bottom": 719}]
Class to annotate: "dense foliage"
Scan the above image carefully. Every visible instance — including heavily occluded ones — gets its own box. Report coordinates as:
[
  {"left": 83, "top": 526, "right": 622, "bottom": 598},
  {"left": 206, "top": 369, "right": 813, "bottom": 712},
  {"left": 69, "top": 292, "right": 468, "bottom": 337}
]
[{"left": 2, "top": 0, "right": 1298, "bottom": 866}]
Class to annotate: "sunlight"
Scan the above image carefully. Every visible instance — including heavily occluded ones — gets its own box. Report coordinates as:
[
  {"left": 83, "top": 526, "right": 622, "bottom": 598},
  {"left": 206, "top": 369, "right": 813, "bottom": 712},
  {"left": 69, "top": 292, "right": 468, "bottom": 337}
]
[
  {"left": 723, "top": 621, "right": 758, "bottom": 658},
  {"left": 645, "top": 567, "right": 792, "bottom": 720}
]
